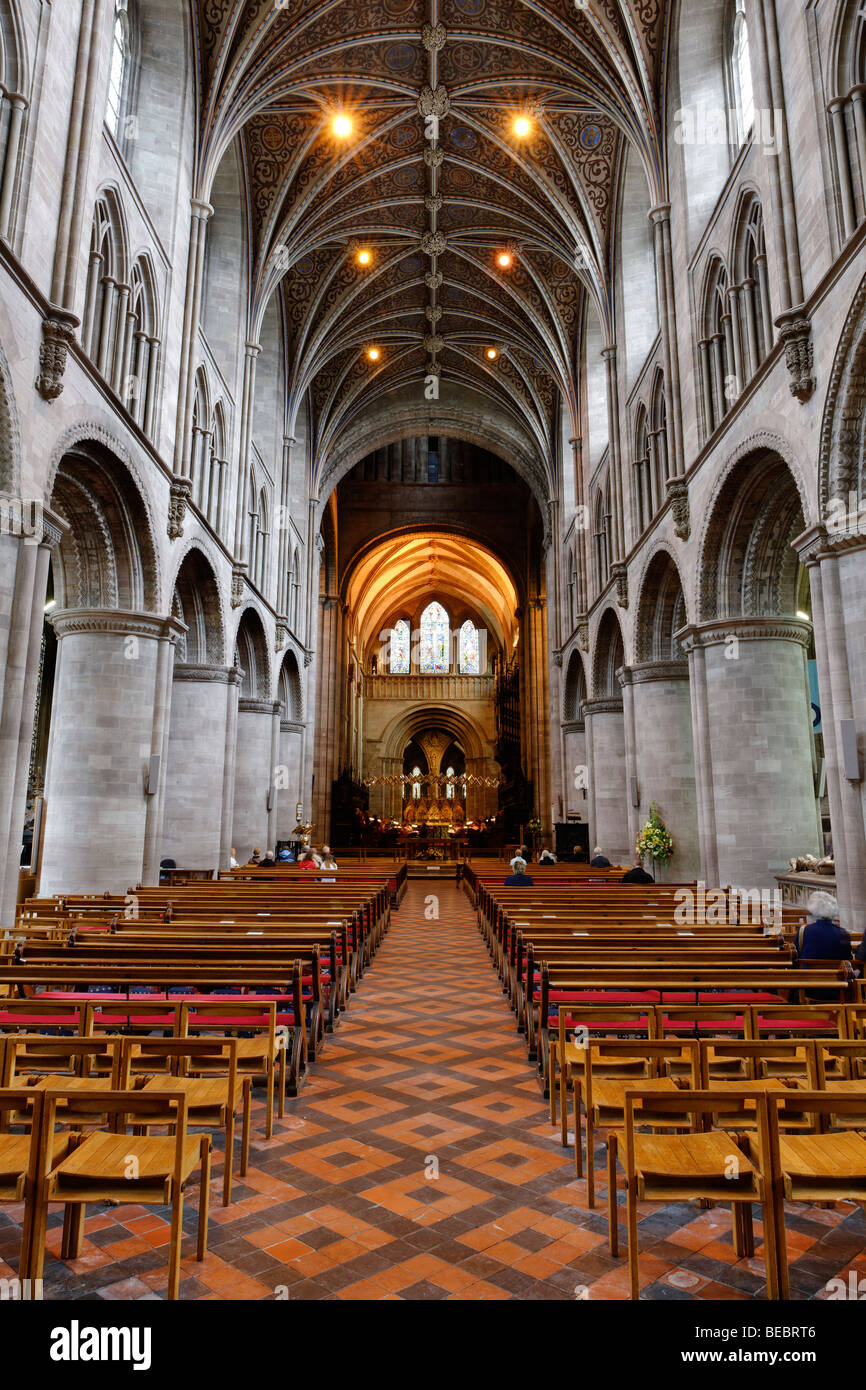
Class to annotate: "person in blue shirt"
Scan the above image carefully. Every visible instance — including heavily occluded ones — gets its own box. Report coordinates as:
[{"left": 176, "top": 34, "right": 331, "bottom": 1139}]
[
  {"left": 796, "top": 891, "right": 851, "bottom": 961},
  {"left": 504, "top": 857, "right": 533, "bottom": 886}
]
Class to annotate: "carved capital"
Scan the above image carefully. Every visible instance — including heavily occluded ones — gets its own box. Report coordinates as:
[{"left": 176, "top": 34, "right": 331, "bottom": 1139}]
[
  {"left": 675, "top": 617, "right": 813, "bottom": 654},
  {"left": 167, "top": 476, "right": 192, "bottom": 540},
  {"left": 611, "top": 561, "right": 629, "bottom": 610},
  {"left": 230, "top": 565, "right": 246, "bottom": 609},
  {"left": 303, "top": 649, "right": 314, "bottom": 668},
  {"left": 36, "top": 313, "right": 78, "bottom": 402},
  {"left": 578, "top": 622, "right": 589, "bottom": 652},
  {"left": 667, "top": 478, "right": 691, "bottom": 541},
  {"left": 275, "top": 619, "right": 289, "bottom": 652},
  {"left": 776, "top": 310, "right": 816, "bottom": 403}
]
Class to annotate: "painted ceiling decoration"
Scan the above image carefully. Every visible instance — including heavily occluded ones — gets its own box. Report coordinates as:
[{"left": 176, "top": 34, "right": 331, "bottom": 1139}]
[{"left": 192, "top": 0, "right": 670, "bottom": 490}]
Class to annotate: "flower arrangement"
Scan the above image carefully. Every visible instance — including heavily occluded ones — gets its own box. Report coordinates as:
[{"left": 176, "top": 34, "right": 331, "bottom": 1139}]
[
  {"left": 526, "top": 815, "right": 543, "bottom": 838},
  {"left": 636, "top": 803, "right": 674, "bottom": 864}
]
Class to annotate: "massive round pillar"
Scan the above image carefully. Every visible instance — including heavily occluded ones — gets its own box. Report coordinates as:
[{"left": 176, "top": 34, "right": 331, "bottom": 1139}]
[
  {"left": 162, "top": 664, "right": 236, "bottom": 869},
  {"left": 623, "top": 662, "right": 700, "bottom": 879},
  {"left": 584, "top": 696, "right": 630, "bottom": 860},
  {"left": 232, "top": 698, "right": 280, "bottom": 860},
  {"left": 40, "top": 610, "right": 183, "bottom": 895},
  {"left": 679, "top": 619, "right": 820, "bottom": 889}
]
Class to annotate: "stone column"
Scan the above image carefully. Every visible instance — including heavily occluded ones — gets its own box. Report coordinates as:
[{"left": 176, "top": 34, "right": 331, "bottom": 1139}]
[
  {"left": 562, "top": 718, "right": 587, "bottom": 821},
  {"left": 0, "top": 92, "right": 27, "bottom": 240},
  {"left": 231, "top": 698, "right": 280, "bottom": 863},
  {"left": 795, "top": 526, "right": 866, "bottom": 936},
  {"left": 828, "top": 98, "right": 856, "bottom": 243},
  {"left": 601, "top": 346, "right": 625, "bottom": 558},
  {"left": 278, "top": 716, "right": 304, "bottom": 840},
  {"left": 677, "top": 619, "right": 819, "bottom": 890},
  {"left": 312, "top": 594, "right": 342, "bottom": 844},
  {"left": 172, "top": 199, "right": 214, "bottom": 479},
  {"left": 583, "top": 696, "right": 629, "bottom": 861},
  {"left": 525, "top": 595, "right": 552, "bottom": 832},
  {"left": 233, "top": 342, "right": 262, "bottom": 562},
  {"left": 161, "top": 665, "right": 237, "bottom": 871},
  {"left": 649, "top": 204, "right": 685, "bottom": 479},
  {"left": 0, "top": 510, "right": 67, "bottom": 923},
  {"left": 681, "top": 636, "right": 720, "bottom": 886},
  {"left": 267, "top": 699, "right": 281, "bottom": 851},
  {"left": 141, "top": 618, "right": 185, "bottom": 885},
  {"left": 39, "top": 610, "right": 183, "bottom": 896},
  {"left": 625, "top": 661, "right": 700, "bottom": 879},
  {"left": 219, "top": 669, "right": 242, "bottom": 870}
]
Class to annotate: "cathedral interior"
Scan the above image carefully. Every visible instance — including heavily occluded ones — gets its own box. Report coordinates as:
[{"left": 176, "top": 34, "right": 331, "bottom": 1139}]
[{"left": 0, "top": 0, "right": 865, "bottom": 1322}]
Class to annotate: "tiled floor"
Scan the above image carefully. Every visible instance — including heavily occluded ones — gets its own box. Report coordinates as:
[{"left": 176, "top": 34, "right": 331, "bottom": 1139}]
[{"left": 2, "top": 880, "right": 865, "bottom": 1300}]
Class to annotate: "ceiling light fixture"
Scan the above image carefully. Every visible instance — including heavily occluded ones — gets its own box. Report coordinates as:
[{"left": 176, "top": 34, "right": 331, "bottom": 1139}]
[
  {"left": 332, "top": 113, "right": 353, "bottom": 138},
  {"left": 513, "top": 115, "right": 531, "bottom": 138},
  {"left": 367, "top": 347, "right": 380, "bottom": 362},
  {"left": 357, "top": 248, "right": 372, "bottom": 266},
  {"left": 486, "top": 347, "right": 498, "bottom": 361},
  {"left": 497, "top": 251, "right": 513, "bottom": 269}
]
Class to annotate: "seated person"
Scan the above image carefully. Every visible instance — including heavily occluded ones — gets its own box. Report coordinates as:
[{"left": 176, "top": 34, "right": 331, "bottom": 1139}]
[
  {"left": 538, "top": 845, "right": 556, "bottom": 865},
  {"left": 589, "top": 846, "right": 611, "bottom": 867},
  {"left": 504, "top": 857, "right": 534, "bottom": 887},
  {"left": 572, "top": 845, "right": 587, "bottom": 863},
  {"left": 229, "top": 846, "right": 239, "bottom": 868},
  {"left": 298, "top": 848, "right": 319, "bottom": 870},
  {"left": 245, "top": 847, "right": 262, "bottom": 866},
  {"left": 320, "top": 846, "right": 338, "bottom": 870},
  {"left": 277, "top": 846, "right": 295, "bottom": 862},
  {"left": 260, "top": 849, "right": 275, "bottom": 866},
  {"left": 622, "top": 856, "right": 655, "bottom": 884},
  {"left": 795, "top": 891, "right": 851, "bottom": 961}
]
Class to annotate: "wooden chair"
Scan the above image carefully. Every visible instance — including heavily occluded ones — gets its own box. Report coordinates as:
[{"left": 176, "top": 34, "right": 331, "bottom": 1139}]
[
  {"left": 765, "top": 1091, "right": 866, "bottom": 1299},
  {"left": 0, "top": 1087, "right": 43, "bottom": 1288},
  {"left": 608, "top": 1088, "right": 780, "bottom": 1300},
  {"left": 119, "top": 1037, "right": 251, "bottom": 1206},
  {"left": 551, "top": 1005, "right": 656, "bottom": 1143},
  {"left": 574, "top": 1039, "right": 701, "bottom": 1206},
  {"left": 180, "top": 999, "right": 288, "bottom": 1138},
  {"left": 29, "top": 1085, "right": 211, "bottom": 1301}
]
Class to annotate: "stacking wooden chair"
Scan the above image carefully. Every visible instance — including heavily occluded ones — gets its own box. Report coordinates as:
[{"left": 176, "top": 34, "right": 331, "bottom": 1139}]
[
  {"left": 608, "top": 1088, "right": 780, "bottom": 1300},
  {"left": 551, "top": 1005, "right": 657, "bottom": 1142},
  {"left": 180, "top": 999, "right": 287, "bottom": 1138},
  {"left": 2, "top": 1037, "right": 124, "bottom": 1129},
  {"left": 573, "top": 1039, "right": 700, "bottom": 1206},
  {"left": 810, "top": 1041, "right": 866, "bottom": 1130},
  {"left": 0, "top": 1087, "right": 44, "bottom": 1288},
  {"left": 82, "top": 997, "right": 184, "bottom": 1038},
  {"left": 765, "top": 1090, "right": 866, "bottom": 1299},
  {"left": 29, "top": 1086, "right": 211, "bottom": 1301},
  {"left": 119, "top": 1037, "right": 251, "bottom": 1205}
]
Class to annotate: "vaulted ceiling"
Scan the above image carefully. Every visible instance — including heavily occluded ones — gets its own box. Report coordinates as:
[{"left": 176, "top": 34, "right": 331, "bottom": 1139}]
[{"left": 192, "top": 1, "right": 671, "bottom": 486}]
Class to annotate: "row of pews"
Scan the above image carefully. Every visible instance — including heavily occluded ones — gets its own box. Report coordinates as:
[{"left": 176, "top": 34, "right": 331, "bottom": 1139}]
[
  {"left": 0, "top": 866, "right": 401, "bottom": 1299},
  {"left": 462, "top": 863, "right": 866, "bottom": 1300}
]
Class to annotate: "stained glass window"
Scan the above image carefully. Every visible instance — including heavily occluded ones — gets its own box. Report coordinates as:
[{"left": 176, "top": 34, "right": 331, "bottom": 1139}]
[
  {"left": 419, "top": 601, "right": 450, "bottom": 673},
  {"left": 390, "top": 618, "right": 410, "bottom": 674},
  {"left": 458, "top": 620, "right": 480, "bottom": 674},
  {"left": 106, "top": 4, "right": 130, "bottom": 138},
  {"left": 732, "top": 0, "right": 755, "bottom": 141},
  {"left": 445, "top": 766, "right": 455, "bottom": 800},
  {"left": 411, "top": 766, "right": 421, "bottom": 799}
]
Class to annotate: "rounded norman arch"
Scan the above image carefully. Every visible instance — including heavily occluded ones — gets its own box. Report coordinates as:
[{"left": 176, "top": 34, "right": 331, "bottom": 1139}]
[
  {"left": 819, "top": 266, "right": 866, "bottom": 513},
  {"left": 696, "top": 443, "right": 808, "bottom": 621},
  {"left": 49, "top": 437, "right": 160, "bottom": 611},
  {"left": 591, "top": 607, "right": 626, "bottom": 698},
  {"left": 634, "top": 547, "right": 689, "bottom": 663},
  {"left": 169, "top": 545, "right": 225, "bottom": 665},
  {"left": 233, "top": 605, "right": 271, "bottom": 699},
  {"left": 279, "top": 648, "right": 303, "bottom": 723},
  {"left": 562, "top": 648, "right": 587, "bottom": 723}
]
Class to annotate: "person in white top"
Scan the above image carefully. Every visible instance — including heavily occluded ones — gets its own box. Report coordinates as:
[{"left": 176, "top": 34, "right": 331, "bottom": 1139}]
[
  {"left": 229, "top": 847, "right": 238, "bottom": 868},
  {"left": 320, "top": 845, "right": 338, "bottom": 870}
]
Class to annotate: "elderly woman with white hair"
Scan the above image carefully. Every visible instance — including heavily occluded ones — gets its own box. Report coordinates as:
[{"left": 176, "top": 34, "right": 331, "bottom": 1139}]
[{"left": 795, "top": 891, "right": 852, "bottom": 963}]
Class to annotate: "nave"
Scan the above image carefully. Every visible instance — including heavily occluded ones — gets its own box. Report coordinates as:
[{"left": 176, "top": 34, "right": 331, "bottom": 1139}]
[{"left": 4, "top": 880, "right": 865, "bottom": 1303}]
